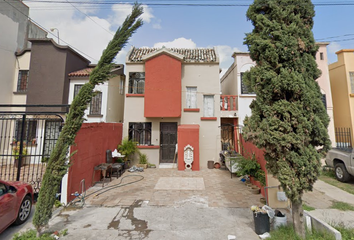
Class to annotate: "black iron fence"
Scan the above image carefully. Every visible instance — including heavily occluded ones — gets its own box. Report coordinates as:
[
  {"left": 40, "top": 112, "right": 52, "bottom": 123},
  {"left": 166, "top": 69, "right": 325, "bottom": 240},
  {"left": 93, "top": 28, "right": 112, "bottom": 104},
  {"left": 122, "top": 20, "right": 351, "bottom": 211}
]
[
  {"left": 0, "top": 105, "right": 68, "bottom": 194},
  {"left": 335, "top": 127, "right": 352, "bottom": 149}
]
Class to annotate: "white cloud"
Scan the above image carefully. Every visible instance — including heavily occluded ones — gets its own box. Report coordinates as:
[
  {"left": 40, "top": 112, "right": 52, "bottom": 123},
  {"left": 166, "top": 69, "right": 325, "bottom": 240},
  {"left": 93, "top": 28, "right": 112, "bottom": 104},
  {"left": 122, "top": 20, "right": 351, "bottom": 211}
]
[
  {"left": 110, "top": 4, "right": 155, "bottom": 27},
  {"left": 152, "top": 19, "right": 162, "bottom": 29},
  {"left": 215, "top": 45, "right": 241, "bottom": 77},
  {"left": 327, "top": 42, "right": 341, "bottom": 64},
  {"left": 328, "top": 42, "right": 341, "bottom": 54},
  {"left": 153, "top": 38, "right": 197, "bottom": 48}
]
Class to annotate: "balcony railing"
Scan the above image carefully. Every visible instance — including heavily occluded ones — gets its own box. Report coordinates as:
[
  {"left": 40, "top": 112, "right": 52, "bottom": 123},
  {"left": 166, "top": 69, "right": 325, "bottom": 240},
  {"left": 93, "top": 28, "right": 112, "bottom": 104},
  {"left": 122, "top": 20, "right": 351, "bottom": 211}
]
[{"left": 220, "top": 95, "right": 238, "bottom": 111}]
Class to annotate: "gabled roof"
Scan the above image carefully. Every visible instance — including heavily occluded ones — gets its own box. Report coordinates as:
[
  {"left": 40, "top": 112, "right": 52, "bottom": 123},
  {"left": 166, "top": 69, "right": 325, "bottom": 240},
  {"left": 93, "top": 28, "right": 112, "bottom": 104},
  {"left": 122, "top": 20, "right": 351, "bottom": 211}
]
[{"left": 127, "top": 47, "right": 218, "bottom": 63}]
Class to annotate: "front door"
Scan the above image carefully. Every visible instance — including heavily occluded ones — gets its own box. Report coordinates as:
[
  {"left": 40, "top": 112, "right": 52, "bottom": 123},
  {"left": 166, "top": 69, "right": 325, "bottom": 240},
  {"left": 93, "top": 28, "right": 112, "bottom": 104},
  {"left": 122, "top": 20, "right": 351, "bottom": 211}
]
[{"left": 160, "top": 123, "right": 177, "bottom": 163}]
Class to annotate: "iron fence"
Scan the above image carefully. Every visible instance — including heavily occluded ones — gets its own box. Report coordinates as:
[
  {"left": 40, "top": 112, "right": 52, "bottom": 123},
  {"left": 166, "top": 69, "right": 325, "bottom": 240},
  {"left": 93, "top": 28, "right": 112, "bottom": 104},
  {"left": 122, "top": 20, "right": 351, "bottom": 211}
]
[{"left": 335, "top": 127, "right": 352, "bottom": 150}]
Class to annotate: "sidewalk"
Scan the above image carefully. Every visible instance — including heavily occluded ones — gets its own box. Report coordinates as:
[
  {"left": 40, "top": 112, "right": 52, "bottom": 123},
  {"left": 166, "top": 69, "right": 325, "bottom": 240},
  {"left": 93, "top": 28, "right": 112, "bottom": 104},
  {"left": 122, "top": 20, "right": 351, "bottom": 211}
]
[{"left": 303, "top": 179, "right": 354, "bottom": 228}]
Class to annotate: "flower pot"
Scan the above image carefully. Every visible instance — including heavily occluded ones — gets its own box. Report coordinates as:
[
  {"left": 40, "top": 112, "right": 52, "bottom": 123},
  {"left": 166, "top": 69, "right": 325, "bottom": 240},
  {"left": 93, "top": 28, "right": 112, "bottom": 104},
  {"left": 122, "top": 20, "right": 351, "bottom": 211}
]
[
  {"left": 136, "top": 164, "right": 147, "bottom": 169},
  {"left": 214, "top": 162, "right": 221, "bottom": 169}
]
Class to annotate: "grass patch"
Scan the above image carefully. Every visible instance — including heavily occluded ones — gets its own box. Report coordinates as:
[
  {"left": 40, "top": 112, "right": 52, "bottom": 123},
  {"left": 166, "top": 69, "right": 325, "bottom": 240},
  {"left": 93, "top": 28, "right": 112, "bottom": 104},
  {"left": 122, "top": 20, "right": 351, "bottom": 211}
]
[
  {"left": 319, "top": 170, "right": 354, "bottom": 195},
  {"left": 334, "top": 225, "right": 354, "bottom": 240},
  {"left": 302, "top": 204, "right": 315, "bottom": 211},
  {"left": 330, "top": 201, "right": 354, "bottom": 211},
  {"left": 269, "top": 225, "right": 335, "bottom": 240}
]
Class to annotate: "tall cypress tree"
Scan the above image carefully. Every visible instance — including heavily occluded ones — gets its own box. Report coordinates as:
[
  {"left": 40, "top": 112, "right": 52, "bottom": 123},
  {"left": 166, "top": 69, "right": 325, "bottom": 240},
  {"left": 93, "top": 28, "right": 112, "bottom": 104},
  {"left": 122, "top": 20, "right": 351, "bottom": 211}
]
[
  {"left": 243, "top": 0, "right": 331, "bottom": 237},
  {"left": 33, "top": 3, "right": 143, "bottom": 236}
]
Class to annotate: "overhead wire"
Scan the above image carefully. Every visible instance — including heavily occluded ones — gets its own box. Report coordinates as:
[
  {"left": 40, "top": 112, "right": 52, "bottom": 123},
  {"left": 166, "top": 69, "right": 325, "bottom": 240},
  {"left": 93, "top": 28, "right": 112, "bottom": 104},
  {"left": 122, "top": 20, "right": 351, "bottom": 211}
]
[{"left": 4, "top": 0, "right": 99, "bottom": 62}]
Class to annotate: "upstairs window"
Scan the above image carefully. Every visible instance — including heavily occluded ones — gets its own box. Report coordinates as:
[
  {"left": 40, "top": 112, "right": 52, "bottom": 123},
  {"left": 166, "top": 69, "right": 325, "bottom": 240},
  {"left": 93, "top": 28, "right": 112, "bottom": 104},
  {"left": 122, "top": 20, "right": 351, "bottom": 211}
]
[
  {"left": 240, "top": 72, "right": 255, "bottom": 94},
  {"left": 129, "top": 122, "right": 151, "bottom": 145},
  {"left": 320, "top": 52, "right": 324, "bottom": 60},
  {"left": 90, "top": 91, "right": 102, "bottom": 115},
  {"left": 129, "top": 72, "right": 145, "bottom": 94},
  {"left": 203, "top": 95, "right": 214, "bottom": 117},
  {"left": 322, "top": 94, "right": 327, "bottom": 109},
  {"left": 73, "top": 84, "right": 83, "bottom": 98},
  {"left": 350, "top": 72, "right": 354, "bottom": 94},
  {"left": 119, "top": 79, "right": 124, "bottom": 95},
  {"left": 186, "top": 87, "right": 197, "bottom": 108},
  {"left": 17, "top": 70, "right": 29, "bottom": 92}
]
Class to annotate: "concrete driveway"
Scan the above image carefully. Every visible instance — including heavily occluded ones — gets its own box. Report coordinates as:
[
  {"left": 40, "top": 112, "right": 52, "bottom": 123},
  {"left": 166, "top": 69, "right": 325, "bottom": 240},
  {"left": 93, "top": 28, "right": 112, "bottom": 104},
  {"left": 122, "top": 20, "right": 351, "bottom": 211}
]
[{"left": 2, "top": 168, "right": 263, "bottom": 240}]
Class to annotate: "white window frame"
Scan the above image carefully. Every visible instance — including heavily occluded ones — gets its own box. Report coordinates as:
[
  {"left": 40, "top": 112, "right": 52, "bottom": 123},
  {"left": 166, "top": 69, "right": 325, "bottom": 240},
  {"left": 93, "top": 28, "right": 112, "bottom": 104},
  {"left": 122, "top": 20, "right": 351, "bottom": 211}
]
[
  {"left": 186, "top": 87, "right": 197, "bottom": 108},
  {"left": 203, "top": 95, "right": 214, "bottom": 117}
]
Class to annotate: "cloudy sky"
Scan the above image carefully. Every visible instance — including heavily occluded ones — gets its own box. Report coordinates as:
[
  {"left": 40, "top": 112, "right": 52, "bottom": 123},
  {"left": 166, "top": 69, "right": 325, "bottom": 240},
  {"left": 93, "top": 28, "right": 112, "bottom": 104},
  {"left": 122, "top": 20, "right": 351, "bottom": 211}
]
[{"left": 23, "top": 0, "right": 354, "bottom": 75}]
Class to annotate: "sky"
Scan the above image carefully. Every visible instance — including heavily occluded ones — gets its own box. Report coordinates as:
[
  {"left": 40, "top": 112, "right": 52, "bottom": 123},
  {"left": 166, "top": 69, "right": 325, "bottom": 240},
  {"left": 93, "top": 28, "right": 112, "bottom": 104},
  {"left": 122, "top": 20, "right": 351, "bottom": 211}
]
[{"left": 22, "top": 0, "right": 354, "bottom": 76}]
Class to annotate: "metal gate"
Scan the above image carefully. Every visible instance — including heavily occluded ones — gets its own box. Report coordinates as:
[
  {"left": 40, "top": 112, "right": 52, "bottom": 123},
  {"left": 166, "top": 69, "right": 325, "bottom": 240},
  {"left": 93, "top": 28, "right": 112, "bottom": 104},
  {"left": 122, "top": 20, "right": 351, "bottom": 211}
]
[{"left": 0, "top": 105, "right": 67, "bottom": 194}]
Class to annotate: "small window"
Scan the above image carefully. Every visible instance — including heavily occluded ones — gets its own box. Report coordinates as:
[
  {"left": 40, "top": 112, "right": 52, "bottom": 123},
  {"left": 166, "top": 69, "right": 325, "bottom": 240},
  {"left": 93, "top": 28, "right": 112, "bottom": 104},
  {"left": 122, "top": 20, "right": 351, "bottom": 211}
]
[
  {"left": 128, "top": 72, "right": 145, "bottom": 94},
  {"left": 119, "top": 79, "right": 124, "bottom": 95},
  {"left": 129, "top": 122, "right": 151, "bottom": 145},
  {"left": 74, "top": 84, "right": 83, "bottom": 98},
  {"left": 240, "top": 72, "right": 255, "bottom": 94},
  {"left": 17, "top": 70, "right": 29, "bottom": 92},
  {"left": 322, "top": 94, "right": 327, "bottom": 109},
  {"left": 203, "top": 95, "right": 214, "bottom": 117},
  {"left": 90, "top": 91, "right": 102, "bottom": 115},
  {"left": 350, "top": 72, "right": 354, "bottom": 94},
  {"left": 15, "top": 120, "right": 37, "bottom": 142},
  {"left": 186, "top": 87, "right": 197, "bottom": 108},
  {"left": 320, "top": 52, "right": 324, "bottom": 60}
]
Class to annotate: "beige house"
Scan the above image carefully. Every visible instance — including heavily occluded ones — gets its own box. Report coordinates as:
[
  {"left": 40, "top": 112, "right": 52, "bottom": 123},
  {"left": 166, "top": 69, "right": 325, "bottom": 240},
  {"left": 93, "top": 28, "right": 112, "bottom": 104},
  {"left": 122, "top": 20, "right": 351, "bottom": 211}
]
[
  {"left": 221, "top": 43, "right": 336, "bottom": 148},
  {"left": 329, "top": 49, "right": 354, "bottom": 148},
  {"left": 124, "top": 47, "right": 223, "bottom": 170}
]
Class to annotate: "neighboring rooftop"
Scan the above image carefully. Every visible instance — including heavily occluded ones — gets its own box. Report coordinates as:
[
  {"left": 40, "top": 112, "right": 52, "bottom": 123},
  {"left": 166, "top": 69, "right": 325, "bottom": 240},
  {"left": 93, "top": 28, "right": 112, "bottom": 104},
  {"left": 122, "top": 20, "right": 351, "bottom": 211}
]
[
  {"left": 128, "top": 47, "right": 218, "bottom": 63},
  {"left": 68, "top": 67, "right": 94, "bottom": 77}
]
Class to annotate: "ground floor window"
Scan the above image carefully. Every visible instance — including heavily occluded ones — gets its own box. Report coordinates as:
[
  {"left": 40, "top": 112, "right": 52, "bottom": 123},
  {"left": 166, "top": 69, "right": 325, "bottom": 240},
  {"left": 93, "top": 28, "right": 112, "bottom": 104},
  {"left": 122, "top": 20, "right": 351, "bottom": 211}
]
[
  {"left": 15, "top": 120, "right": 37, "bottom": 142},
  {"left": 129, "top": 122, "right": 151, "bottom": 145}
]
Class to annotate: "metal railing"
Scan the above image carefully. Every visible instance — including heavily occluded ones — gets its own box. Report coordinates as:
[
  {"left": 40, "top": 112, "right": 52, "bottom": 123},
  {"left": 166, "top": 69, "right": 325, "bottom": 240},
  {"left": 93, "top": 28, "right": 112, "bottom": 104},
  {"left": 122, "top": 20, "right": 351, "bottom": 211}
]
[{"left": 335, "top": 127, "right": 352, "bottom": 149}]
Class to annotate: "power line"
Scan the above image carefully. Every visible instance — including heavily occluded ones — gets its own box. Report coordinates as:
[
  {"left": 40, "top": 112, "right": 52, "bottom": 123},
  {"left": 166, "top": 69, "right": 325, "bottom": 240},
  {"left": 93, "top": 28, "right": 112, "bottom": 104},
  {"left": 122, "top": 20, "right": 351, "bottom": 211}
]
[
  {"left": 65, "top": 0, "right": 114, "bottom": 36},
  {"left": 4, "top": 0, "right": 99, "bottom": 62}
]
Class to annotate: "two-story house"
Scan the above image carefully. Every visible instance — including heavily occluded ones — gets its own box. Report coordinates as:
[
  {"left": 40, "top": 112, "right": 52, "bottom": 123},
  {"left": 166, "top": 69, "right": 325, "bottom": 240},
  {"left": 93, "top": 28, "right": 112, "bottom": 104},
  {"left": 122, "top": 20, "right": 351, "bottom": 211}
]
[
  {"left": 221, "top": 42, "right": 336, "bottom": 148},
  {"left": 329, "top": 49, "right": 354, "bottom": 148},
  {"left": 124, "top": 46, "right": 222, "bottom": 170}
]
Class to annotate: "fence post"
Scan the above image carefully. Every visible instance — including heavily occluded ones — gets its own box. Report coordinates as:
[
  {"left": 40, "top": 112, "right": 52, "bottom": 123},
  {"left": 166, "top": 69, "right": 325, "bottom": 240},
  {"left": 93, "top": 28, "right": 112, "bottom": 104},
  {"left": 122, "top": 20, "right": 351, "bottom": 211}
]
[{"left": 16, "top": 114, "right": 26, "bottom": 180}]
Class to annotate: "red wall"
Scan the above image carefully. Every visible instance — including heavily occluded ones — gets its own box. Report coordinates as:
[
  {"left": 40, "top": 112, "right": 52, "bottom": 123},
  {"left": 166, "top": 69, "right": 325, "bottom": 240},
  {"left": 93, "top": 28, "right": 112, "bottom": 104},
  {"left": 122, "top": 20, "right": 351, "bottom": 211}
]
[
  {"left": 144, "top": 54, "right": 182, "bottom": 117},
  {"left": 177, "top": 125, "right": 200, "bottom": 171},
  {"left": 240, "top": 134, "right": 267, "bottom": 196},
  {"left": 67, "top": 123, "right": 122, "bottom": 202}
]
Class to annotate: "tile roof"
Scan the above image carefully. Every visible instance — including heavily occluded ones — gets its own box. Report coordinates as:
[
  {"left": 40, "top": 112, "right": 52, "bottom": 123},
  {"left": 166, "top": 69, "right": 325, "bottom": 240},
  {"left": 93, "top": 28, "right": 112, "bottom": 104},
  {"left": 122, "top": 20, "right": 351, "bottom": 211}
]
[
  {"left": 68, "top": 67, "right": 94, "bottom": 77},
  {"left": 128, "top": 47, "right": 218, "bottom": 63}
]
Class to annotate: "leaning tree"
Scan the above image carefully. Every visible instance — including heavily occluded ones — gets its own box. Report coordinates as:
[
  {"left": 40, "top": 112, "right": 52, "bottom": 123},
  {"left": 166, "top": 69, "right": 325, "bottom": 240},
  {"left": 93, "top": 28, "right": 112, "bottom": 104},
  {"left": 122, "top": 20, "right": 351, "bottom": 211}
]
[
  {"left": 242, "top": 0, "right": 331, "bottom": 237},
  {"left": 33, "top": 3, "right": 143, "bottom": 236}
]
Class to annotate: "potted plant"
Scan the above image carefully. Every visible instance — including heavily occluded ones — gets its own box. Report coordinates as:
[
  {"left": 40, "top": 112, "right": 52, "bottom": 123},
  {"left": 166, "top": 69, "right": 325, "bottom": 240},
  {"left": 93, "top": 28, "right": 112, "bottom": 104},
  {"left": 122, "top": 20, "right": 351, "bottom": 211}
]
[
  {"left": 117, "top": 137, "right": 138, "bottom": 169},
  {"left": 137, "top": 152, "right": 148, "bottom": 169},
  {"left": 12, "top": 141, "right": 28, "bottom": 167}
]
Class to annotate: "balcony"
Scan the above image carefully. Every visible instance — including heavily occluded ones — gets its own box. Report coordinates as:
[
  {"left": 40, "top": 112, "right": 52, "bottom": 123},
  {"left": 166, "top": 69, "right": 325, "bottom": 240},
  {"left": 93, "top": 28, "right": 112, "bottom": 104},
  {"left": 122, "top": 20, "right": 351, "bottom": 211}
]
[{"left": 220, "top": 95, "right": 238, "bottom": 117}]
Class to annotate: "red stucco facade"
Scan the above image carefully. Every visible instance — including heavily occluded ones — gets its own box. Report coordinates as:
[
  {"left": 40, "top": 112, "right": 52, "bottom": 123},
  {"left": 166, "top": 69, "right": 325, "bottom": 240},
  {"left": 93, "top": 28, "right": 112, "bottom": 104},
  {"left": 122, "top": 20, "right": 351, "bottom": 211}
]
[
  {"left": 177, "top": 125, "right": 200, "bottom": 171},
  {"left": 144, "top": 54, "right": 182, "bottom": 117},
  {"left": 67, "top": 123, "right": 122, "bottom": 202}
]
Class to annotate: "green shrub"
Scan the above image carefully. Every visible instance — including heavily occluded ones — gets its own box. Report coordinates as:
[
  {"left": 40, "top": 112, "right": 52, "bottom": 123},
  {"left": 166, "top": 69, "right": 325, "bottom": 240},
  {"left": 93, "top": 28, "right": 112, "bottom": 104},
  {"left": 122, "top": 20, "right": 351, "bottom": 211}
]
[
  {"left": 139, "top": 153, "right": 148, "bottom": 164},
  {"left": 12, "top": 229, "right": 55, "bottom": 240},
  {"left": 117, "top": 137, "right": 138, "bottom": 162},
  {"left": 237, "top": 154, "right": 261, "bottom": 177}
]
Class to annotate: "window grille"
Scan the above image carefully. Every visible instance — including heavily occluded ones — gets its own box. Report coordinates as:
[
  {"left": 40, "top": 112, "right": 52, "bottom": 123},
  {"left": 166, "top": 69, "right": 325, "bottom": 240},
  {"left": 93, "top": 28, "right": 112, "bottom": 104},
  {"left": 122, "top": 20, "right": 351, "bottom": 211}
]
[
  {"left": 90, "top": 92, "right": 102, "bottom": 115},
  {"left": 129, "top": 72, "right": 145, "bottom": 94},
  {"left": 74, "top": 84, "right": 83, "bottom": 98},
  {"left": 129, "top": 122, "right": 151, "bottom": 145},
  {"left": 17, "top": 70, "right": 29, "bottom": 92}
]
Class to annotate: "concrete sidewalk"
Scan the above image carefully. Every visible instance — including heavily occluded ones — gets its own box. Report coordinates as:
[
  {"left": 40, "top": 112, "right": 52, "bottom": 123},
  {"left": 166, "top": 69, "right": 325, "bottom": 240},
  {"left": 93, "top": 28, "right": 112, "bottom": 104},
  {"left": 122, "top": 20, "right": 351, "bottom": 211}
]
[{"left": 303, "top": 179, "right": 354, "bottom": 229}]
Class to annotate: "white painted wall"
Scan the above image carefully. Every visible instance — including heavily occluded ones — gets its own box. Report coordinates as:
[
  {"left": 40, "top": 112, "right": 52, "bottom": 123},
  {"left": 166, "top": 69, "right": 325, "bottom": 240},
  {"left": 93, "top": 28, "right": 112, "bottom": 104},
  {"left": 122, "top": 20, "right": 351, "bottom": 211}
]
[{"left": 68, "top": 79, "right": 108, "bottom": 123}]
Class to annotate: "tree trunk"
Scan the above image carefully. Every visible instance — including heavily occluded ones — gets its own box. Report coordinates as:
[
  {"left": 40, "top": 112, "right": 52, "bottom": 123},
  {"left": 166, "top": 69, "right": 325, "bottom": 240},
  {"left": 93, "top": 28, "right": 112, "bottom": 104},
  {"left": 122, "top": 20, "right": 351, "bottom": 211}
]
[{"left": 292, "top": 199, "right": 305, "bottom": 239}]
